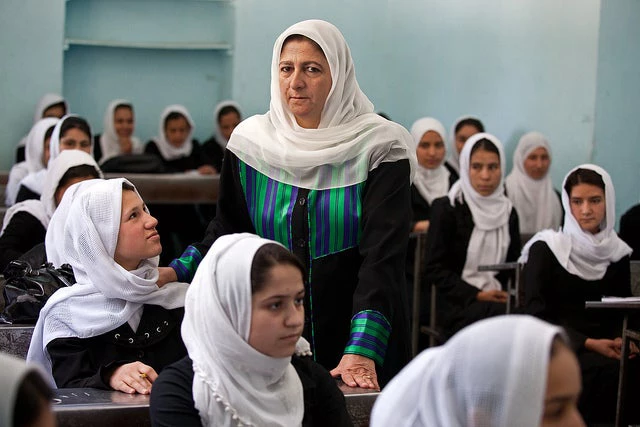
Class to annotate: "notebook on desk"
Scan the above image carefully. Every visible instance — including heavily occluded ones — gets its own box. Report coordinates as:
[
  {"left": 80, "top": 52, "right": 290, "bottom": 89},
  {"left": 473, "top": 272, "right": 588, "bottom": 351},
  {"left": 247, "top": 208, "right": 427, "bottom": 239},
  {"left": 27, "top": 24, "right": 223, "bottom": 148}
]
[{"left": 602, "top": 296, "right": 640, "bottom": 302}]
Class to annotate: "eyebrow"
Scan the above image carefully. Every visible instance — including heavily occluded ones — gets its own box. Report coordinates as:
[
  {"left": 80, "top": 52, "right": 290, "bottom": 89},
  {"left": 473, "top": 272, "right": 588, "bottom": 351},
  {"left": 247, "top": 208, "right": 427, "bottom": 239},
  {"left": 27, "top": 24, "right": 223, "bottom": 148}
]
[
  {"left": 544, "top": 396, "right": 573, "bottom": 405},
  {"left": 261, "top": 290, "right": 305, "bottom": 300}
]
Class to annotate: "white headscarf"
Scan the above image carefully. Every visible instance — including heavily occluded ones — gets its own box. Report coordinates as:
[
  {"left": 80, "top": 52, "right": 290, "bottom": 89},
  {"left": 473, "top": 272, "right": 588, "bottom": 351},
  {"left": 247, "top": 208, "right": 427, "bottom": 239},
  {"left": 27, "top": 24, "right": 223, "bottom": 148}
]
[
  {"left": 371, "top": 315, "right": 565, "bottom": 427},
  {"left": 1, "top": 151, "right": 102, "bottom": 236},
  {"left": 152, "top": 105, "right": 195, "bottom": 161},
  {"left": 505, "top": 132, "right": 562, "bottom": 234},
  {"left": 212, "top": 100, "right": 242, "bottom": 149},
  {"left": 6, "top": 118, "right": 60, "bottom": 206},
  {"left": 33, "top": 93, "right": 67, "bottom": 124},
  {"left": 520, "top": 164, "right": 631, "bottom": 280},
  {"left": 0, "top": 353, "right": 50, "bottom": 427},
  {"left": 448, "top": 133, "right": 513, "bottom": 291},
  {"left": 228, "top": 19, "right": 416, "bottom": 190},
  {"left": 98, "top": 99, "right": 143, "bottom": 164},
  {"left": 409, "top": 117, "right": 450, "bottom": 204},
  {"left": 447, "top": 115, "right": 483, "bottom": 174},
  {"left": 27, "top": 179, "right": 189, "bottom": 387},
  {"left": 182, "top": 233, "right": 304, "bottom": 427}
]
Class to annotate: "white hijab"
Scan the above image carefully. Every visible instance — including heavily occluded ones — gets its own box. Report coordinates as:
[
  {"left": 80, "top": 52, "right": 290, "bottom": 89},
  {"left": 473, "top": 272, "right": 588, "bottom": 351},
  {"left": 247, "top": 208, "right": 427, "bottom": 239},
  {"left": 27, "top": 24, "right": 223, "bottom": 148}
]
[
  {"left": 212, "top": 100, "right": 242, "bottom": 149},
  {"left": 409, "top": 117, "right": 450, "bottom": 204},
  {"left": 182, "top": 233, "right": 304, "bottom": 427},
  {"left": 448, "top": 133, "right": 513, "bottom": 291},
  {"left": 505, "top": 132, "right": 562, "bottom": 234},
  {"left": 371, "top": 315, "right": 564, "bottom": 427},
  {"left": 27, "top": 179, "right": 189, "bottom": 387},
  {"left": 520, "top": 164, "right": 631, "bottom": 281},
  {"left": 228, "top": 19, "right": 416, "bottom": 190},
  {"left": 152, "top": 104, "right": 195, "bottom": 161},
  {"left": 98, "top": 99, "right": 143, "bottom": 164},
  {"left": 1, "top": 151, "right": 102, "bottom": 236},
  {"left": 6, "top": 118, "right": 60, "bottom": 206},
  {"left": 0, "top": 353, "right": 50, "bottom": 427},
  {"left": 33, "top": 93, "right": 67, "bottom": 124},
  {"left": 447, "top": 115, "right": 483, "bottom": 174}
]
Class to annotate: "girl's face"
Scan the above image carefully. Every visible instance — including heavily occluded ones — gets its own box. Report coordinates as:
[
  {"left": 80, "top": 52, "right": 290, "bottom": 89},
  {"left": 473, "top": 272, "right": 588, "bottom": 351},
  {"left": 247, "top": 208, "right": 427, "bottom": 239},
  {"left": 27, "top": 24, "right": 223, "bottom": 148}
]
[
  {"left": 569, "top": 183, "right": 606, "bottom": 234},
  {"left": 42, "top": 136, "right": 51, "bottom": 167},
  {"left": 469, "top": 148, "right": 501, "bottom": 196},
  {"left": 416, "top": 130, "right": 446, "bottom": 170},
  {"left": 524, "top": 147, "right": 551, "bottom": 180},
  {"left": 164, "top": 116, "right": 191, "bottom": 148},
  {"left": 60, "top": 128, "right": 92, "bottom": 154},
  {"left": 455, "top": 124, "right": 481, "bottom": 154},
  {"left": 541, "top": 343, "right": 584, "bottom": 427},
  {"left": 42, "top": 104, "right": 65, "bottom": 119},
  {"left": 114, "top": 107, "right": 134, "bottom": 140},
  {"left": 249, "top": 264, "right": 305, "bottom": 358},
  {"left": 114, "top": 190, "right": 161, "bottom": 271},
  {"left": 219, "top": 111, "right": 241, "bottom": 141}
]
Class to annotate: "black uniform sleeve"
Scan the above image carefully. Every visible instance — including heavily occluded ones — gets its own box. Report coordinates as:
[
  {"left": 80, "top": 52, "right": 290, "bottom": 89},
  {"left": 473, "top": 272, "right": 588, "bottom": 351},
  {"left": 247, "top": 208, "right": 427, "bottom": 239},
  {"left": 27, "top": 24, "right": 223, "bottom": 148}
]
[
  {"left": 189, "top": 140, "right": 214, "bottom": 169},
  {"left": 149, "top": 357, "right": 202, "bottom": 427},
  {"left": 620, "top": 205, "right": 640, "bottom": 260},
  {"left": 423, "top": 198, "right": 479, "bottom": 306},
  {"left": 14, "top": 185, "right": 40, "bottom": 204},
  {"left": 93, "top": 134, "right": 103, "bottom": 163},
  {"left": 0, "top": 212, "right": 46, "bottom": 271}
]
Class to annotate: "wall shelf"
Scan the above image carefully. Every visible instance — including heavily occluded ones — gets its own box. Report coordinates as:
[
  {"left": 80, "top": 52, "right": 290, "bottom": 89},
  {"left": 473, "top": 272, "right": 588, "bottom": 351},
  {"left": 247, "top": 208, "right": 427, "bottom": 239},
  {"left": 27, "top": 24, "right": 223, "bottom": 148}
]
[{"left": 64, "top": 38, "right": 232, "bottom": 51}]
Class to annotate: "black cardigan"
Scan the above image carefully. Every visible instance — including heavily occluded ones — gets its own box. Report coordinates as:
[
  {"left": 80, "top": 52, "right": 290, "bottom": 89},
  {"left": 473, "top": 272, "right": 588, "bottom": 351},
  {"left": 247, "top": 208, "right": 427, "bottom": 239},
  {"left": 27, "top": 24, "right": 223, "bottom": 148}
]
[
  {"left": 0, "top": 211, "right": 46, "bottom": 271},
  {"left": 149, "top": 355, "right": 353, "bottom": 427},
  {"left": 144, "top": 140, "right": 213, "bottom": 173},
  {"left": 47, "top": 305, "right": 187, "bottom": 389},
  {"left": 200, "top": 136, "right": 225, "bottom": 173}
]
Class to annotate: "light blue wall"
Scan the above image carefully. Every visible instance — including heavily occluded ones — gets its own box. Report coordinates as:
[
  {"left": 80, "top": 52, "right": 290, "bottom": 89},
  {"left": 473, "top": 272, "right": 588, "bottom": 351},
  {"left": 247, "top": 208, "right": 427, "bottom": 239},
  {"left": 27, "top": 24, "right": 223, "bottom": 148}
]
[
  {"left": 593, "top": 0, "right": 640, "bottom": 223},
  {"left": 0, "top": 0, "right": 65, "bottom": 167}
]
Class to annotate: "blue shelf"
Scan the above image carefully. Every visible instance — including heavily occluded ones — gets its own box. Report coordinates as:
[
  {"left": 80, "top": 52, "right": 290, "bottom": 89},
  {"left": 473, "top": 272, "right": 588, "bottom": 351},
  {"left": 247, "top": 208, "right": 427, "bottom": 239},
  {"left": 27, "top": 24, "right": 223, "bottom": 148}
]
[{"left": 64, "top": 38, "right": 232, "bottom": 51}]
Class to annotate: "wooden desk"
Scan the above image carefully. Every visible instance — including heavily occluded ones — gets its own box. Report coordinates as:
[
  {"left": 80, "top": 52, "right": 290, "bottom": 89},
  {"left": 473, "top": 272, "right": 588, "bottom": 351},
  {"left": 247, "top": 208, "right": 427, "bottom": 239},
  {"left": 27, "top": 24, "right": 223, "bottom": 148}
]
[
  {"left": 104, "top": 173, "right": 219, "bottom": 204},
  {"left": 586, "top": 299, "right": 640, "bottom": 426}
]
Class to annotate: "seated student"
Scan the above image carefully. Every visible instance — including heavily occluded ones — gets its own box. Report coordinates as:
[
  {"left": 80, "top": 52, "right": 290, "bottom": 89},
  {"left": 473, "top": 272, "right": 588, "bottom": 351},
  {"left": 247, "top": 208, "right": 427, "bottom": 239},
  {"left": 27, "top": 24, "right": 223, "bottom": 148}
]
[
  {"left": 93, "top": 99, "right": 143, "bottom": 164},
  {"left": 0, "top": 353, "right": 56, "bottom": 427},
  {"left": 371, "top": 315, "right": 585, "bottom": 427},
  {"left": 26, "top": 178, "right": 189, "bottom": 393},
  {"left": 149, "top": 233, "right": 352, "bottom": 427},
  {"left": 201, "top": 100, "right": 242, "bottom": 173},
  {"left": 506, "top": 132, "right": 563, "bottom": 236},
  {"left": 520, "top": 164, "right": 638, "bottom": 424},
  {"left": 0, "top": 151, "right": 102, "bottom": 271},
  {"left": 423, "top": 133, "right": 520, "bottom": 338},
  {"left": 16, "top": 115, "right": 93, "bottom": 203},
  {"left": 145, "top": 105, "right": 216, "bottom": 175},
  {"left": 15, "top": 93, "right": 68, "bottom": 163},
  {"left": 5, "top": 118, "right": 58, "bottom": 207},
  {"left": 445, "top": 115, "right": 484, "bottom": 182}
]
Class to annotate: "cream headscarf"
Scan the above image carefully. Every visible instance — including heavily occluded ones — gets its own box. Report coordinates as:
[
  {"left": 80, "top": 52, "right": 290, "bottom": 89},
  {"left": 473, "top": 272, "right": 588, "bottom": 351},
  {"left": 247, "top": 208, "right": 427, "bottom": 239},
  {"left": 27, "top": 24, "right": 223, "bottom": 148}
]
[
  {"left": 182, "top": 233, "right": 304, "bottom": 427},
  {"left": 409, "top": 117, "right": 450, "bottom": 204},
  {"left": 0, "top": 353, "right": 51, "bottom": 427},
  {"left": 448, "top": 133, "right": 513, "bottom": 291},
  {"left": 447, "top": 115, "right": 483, "bottom": 174},
  {"left": 212, "top": 100, "right": 242, "bottom": 149},
  {"left": 152, "top": 105, "right": 195, "bottom": 161},
  {"left": 505, "top": 132, "right": 562, "bottom": 234},
  {"left": 98, "top": 99, "right": 143, "bottom": 164},
  {"left": 27, "top": 179, "right": 189, "bottom": 386},
  {"left": 228, "top": 19, "right": 416, "bottom": 190},
  {"left": 520, "top": 164, "right": 631, "bottom": 280},
  {"left": 371, "top": 315, "right": 565, "bottom": 427}
]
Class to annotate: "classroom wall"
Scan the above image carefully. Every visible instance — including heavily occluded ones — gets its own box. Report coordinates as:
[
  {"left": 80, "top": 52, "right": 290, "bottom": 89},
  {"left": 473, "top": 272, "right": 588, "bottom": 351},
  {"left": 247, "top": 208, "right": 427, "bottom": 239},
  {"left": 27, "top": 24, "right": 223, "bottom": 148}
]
[{"left": 593, "top": 0, "right": 640, "bottom": 222}]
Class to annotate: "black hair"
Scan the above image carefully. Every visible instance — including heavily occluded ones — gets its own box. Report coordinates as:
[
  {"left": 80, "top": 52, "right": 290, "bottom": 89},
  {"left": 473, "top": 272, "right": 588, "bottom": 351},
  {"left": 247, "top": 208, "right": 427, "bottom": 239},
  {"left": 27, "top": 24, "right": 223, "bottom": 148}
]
[
  {"left": 564, "top": 168, "right": 605, "bottom": 196},
  {"left": 13, "top": 370, "right": 53, "bottom": 427},
  {"left": 218, "top": 105, "right": 241, "bottom": 123},
  {"left": 43, "top": 101, "right": 67, "bottom": 116},
  {"left": 122, "top": 181, "right": 136, "bottom": 192},
  {"left": 164, "top": 112, "right": 189, "bottom": 129},
  {"left": 470, "top": 138, "right": 500, "bottom": 157},
  {"left": 250, "top": 244, "right": 306, "bottom": 294},
  {"left": 114, "top": 103, "right": 133, "bottom": 114},
  {"left": 60, "top": 116, "right": 92, "bottom": 140},
  {"left": 377, "top": 112, "right": 390, "bottom": 120},
  {"left": 455, "top": 118, "right": 484, "bottom": 135},
  {"left": 282, "top": 34, "right": 325, "bottom": 58},
  {"left": 43, "top": 125, "right": 56, "bottom": 142},
  {"left": 56, "top": 165, "right": 101, "bottom": 193}
]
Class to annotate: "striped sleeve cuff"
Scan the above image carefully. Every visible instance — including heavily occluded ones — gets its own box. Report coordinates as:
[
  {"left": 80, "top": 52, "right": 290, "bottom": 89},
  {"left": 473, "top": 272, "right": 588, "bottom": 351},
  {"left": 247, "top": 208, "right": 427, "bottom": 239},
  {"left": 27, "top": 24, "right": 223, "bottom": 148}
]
[
  {"left": 343, "top": 310, "right": 391, "bottom": 366},
  {"left": 169, "top": 245, "right": 203, "bottom": 283}
]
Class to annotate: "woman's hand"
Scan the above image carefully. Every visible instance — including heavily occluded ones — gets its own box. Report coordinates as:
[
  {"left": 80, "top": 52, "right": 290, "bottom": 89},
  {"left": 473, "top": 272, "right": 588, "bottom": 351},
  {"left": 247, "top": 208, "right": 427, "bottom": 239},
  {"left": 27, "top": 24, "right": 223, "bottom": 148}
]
[
  {"left": 157, "top": 267, "right": 178, "bottom": 288},
  {"left": 109, "top": 362, "right": 158, "bottom": 394},
  {"left": 413, "top": 220, "right": 430, "bottom": 233},
  {"left": 197, "top": 165, "right": 217, "bottom": 175},
  {"left": 330, "top": 354, "right": 380, "bottom": 391},
  {"left": 585, "top": 338, "right": 623, "bottom": 359},
  {"left": 476, "top": 290, "right": 508, "bottom": 303}
]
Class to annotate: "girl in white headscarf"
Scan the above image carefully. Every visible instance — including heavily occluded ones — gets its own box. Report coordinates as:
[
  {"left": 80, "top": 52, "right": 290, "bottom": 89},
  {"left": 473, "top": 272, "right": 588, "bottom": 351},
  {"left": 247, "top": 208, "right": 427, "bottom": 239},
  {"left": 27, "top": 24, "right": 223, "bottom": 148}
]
[
  {"left": 423, "top": 133, "right": 521, "bottom": 337},
  {"left": 371, "top": 315, "right": 585, "bottom": 427},
  {"left": 94, "top": 99, "right": 143, "bottom": 164},
  {"left": 5, "top": 117, "right": 59, "bottom": 206},
  {"left": 15, "top": 93, "right": 68, "bottom": 163},
  {"left": 159, "top": 19, "right": 416, "bottom": 389},
  {"left": 16, "top": 115, "right": 94, "bottom": 203},
  {"left": 520, "top": 164, "right": 639, "bottom": 424},
  {"left": 0, "top": 150, "right": 102, "bottom": 271},
  {"left": 506, "top": 132, "right": 563, "bottom": 235},
  {"left": 445, "top": 115, "right": 484, "bottom": 176},
  {"left": 26, "top": 178, "right": 189, "bottom": 393},
  {"left": 202, "top": 100, "right": 243, "bottom": 173},
  {"left": 150, "top": 233, "right": 351, "bottom": 427}
]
